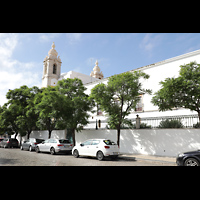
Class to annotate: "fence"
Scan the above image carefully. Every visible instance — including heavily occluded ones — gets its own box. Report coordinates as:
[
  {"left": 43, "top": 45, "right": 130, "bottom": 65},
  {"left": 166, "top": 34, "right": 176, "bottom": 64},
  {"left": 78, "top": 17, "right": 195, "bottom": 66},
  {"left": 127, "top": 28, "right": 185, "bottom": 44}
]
[
  {"left": 86, "top": 114, "right": 200, "bottom": 129},
  {"left": 138, "top": 114, "right": 199, "bottom": 128}
]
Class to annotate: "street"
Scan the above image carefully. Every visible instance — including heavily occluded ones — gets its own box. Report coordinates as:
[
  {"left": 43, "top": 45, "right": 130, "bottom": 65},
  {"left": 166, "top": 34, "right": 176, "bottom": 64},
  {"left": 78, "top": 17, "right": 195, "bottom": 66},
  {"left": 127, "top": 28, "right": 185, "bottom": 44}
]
[{"left": 0, "top": 148, "right": 176, "bottom": 166}]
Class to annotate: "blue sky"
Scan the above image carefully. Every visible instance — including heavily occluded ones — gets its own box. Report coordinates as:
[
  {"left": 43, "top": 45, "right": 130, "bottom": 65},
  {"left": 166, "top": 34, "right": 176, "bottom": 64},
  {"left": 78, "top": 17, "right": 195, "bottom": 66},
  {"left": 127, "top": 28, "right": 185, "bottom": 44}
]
[{"left": 1, "top": 33, "right": 200, "bottom": 106}]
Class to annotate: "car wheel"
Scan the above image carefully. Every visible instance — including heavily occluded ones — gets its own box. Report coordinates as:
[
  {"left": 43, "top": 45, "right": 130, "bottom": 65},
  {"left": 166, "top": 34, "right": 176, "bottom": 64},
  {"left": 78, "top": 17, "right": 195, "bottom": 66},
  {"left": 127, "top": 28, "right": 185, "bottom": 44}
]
[
  {"left": 36, "top": 147, "right": 40, "bottom": 153},
  {"left": 73, "top": 149, "right": 79, "bottom": 158},
  {"left": 50, "top": 147, "right": 56, "bottom": 155},
  {"left": 96, "top": 151, "right": 104, "bottom": 161},
  {"left": 184, "top": 158, "right": 200, "bottom": 166},
  {"left": 29, "top": 146, "right": 32, "bottom": 152},
  {"left": 20, "top": 145, "right": 23, "bottom": 150}
]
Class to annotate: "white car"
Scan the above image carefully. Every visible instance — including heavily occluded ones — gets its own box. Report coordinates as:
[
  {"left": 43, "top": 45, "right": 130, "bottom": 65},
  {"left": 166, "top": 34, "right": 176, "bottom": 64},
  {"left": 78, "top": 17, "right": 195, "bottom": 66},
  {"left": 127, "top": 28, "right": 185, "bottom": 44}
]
[
  {"left": 35, "top": 138, "right": 73, "bottom": 155},
  {"left": 72, "top": 139, "right": 119, "bottom": 161}
]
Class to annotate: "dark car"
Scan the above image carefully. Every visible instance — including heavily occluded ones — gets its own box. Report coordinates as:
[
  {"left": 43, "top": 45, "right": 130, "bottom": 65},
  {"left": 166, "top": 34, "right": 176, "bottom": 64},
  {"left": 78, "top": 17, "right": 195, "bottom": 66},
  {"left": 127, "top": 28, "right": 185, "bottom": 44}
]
[
  {"left": 176, "top": 150, "right": 200, "bottom": 166},
  {"left": 20, "top": 138, "right": 45, "bottom": 151},
  {"left": 0, "top": 138, "right": 19, "bottom": 148}
]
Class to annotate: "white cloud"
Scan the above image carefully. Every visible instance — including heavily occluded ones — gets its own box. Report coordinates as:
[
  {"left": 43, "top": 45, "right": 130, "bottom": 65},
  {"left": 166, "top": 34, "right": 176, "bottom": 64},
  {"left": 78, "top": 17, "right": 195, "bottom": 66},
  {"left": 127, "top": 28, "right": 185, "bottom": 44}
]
[
  {"left": 140, "top": 33, "right": 163, "bottom": 57},
  {"left": 66, "top": 33, "right": 82, "bottom": 44},
  {"left": 38, "top": 33, "right": 62, "bottom": 42},
  {"left": 0, "top": 33, "right": 42, "bottom": 106}
]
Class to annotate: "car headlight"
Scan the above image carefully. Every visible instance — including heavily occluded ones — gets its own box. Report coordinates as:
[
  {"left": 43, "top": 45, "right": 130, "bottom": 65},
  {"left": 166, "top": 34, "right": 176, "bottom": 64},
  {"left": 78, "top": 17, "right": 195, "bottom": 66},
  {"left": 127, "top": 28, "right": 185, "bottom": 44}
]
[{"left": 178, "top": 153, "right": 185, "bottom": 157}]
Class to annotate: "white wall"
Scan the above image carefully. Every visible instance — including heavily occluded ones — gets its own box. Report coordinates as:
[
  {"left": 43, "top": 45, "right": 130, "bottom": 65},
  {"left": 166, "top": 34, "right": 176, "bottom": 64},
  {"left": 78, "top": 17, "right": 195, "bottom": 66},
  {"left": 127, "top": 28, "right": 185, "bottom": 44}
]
[
  {"left": 75, "top": 129, "right": 200, "bottom": 157},
  {"left": 13, "top": 130, "right": 66, "bottom": 143}
]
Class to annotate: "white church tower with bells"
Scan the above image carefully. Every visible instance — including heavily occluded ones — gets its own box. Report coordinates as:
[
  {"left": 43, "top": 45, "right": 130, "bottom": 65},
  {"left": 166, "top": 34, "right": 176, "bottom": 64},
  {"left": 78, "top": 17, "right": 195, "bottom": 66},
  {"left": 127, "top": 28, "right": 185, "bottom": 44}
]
[
  {"left": 42, "top": 42, "right": 62, "bottom": 88},
  {"left": 90, "top": 60, "right": 104, "bottom": 79}
]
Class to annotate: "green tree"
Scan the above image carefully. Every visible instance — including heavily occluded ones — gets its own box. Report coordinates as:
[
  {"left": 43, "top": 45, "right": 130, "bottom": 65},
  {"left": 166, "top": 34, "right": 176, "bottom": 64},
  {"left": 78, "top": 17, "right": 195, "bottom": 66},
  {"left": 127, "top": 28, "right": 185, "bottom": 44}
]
[
  {"left": 151, "top": 62, "right": 200, "bottom": 122},
  {"left": 34, "top": 86, "right": 69, "bottom": 139},
  {"left": 90, "top": 71, "right": 151, "bottom": 147},
  {"left": 5, "top": 85, "right": 40, "bottom": 139},
  {"left": 57, "top": 78, "right": 94, "bottom": 146}
]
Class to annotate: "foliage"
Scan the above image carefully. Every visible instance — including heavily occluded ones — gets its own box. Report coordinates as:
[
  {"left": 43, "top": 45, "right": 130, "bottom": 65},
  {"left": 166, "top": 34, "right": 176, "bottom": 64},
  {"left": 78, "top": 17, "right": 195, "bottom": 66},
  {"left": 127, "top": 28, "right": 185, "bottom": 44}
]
[
  {"left": 57, "top": 78, "right": 95, "bottom": 146},
  {"left": 158, "top": 119, "right": 184, "bottom": 128},
  {"left": 2, "top": 85, "right": 40, "bottom": 139},
  {"left": 152, "top": 62, "right": 200, "bottom": 121},
  {"left": 34, "top": 86, "right": 70, "bottom": 139},
  {"left": 90, "top": 71, "right": 151, "bottom": 146}
]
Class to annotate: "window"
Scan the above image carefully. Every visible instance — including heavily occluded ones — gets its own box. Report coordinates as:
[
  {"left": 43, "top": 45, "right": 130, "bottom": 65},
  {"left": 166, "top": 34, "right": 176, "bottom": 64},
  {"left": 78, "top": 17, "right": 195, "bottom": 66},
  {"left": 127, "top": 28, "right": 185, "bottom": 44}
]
[
  {"left": 59, "top": 139, "right": 70, "bottom": 144},
  {"left": 135, "top": 95, "right": 143, "bottom": 112},
  {"left": 103, "top": 140, "right": 117, "bottom": 145},
  {"left": 97, "top": 104, "right": 102, "bottom": 115},
  {"left": 82, "top": 140, "right": 92, "bottom": 146},
  {"left": 92, "top": 140, "right": 100, "bottom": 145},
  {"left": 53, "top": 64, "right": 57, "bottom": 74}
]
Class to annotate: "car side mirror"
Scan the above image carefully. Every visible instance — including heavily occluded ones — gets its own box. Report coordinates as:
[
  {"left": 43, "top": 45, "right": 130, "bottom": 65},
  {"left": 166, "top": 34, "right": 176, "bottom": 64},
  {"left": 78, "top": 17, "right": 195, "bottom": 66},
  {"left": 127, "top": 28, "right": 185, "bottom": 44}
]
[
  {"left": 23, "top": 141, "right": 26, "bottom": 143},
  {"left": 42, "top": 141, "right": 45, "bottom": 144},
  {"left": 80, "top": 143, "right": 84, "bottom": 146}
]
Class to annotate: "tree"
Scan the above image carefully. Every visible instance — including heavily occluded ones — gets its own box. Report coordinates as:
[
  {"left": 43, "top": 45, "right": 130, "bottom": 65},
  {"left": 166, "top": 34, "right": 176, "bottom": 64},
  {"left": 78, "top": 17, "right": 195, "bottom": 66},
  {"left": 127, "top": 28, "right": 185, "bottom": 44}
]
[
  {"left": 5, "top": 85, "right": 40, "bottom": 139},
  {"left": 57, "top": 78, "right": 94, "bottom": 146},
  {"left": 151, "top": 61, "right": 200, "bottom": 122},
  {"left": 34, "top": 86, "right": 69, "bottom": 139},
  {"left": 90, "top": 71, "right": 151, "bottom": 147}
]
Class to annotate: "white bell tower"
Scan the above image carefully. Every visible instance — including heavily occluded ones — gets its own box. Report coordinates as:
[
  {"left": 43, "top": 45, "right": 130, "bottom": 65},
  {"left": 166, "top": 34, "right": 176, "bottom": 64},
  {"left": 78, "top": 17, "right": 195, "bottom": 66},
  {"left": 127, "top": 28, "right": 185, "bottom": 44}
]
[
  {"left": 42, "top": 42, "right": 62, "bottom": 87},
  {"left": 90, "top": 60, "right": 104, "bottom": 79}
]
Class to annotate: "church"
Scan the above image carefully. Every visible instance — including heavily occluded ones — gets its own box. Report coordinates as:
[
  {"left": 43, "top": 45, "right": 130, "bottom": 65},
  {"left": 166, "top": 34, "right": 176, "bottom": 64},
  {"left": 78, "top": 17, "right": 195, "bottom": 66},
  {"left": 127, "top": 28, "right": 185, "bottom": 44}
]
[
  {"left": 42, "top": 42, "right": 200, "bottom": 129},
  {"left": 42, "top": 42, "right": 104, "bottom": 88}
]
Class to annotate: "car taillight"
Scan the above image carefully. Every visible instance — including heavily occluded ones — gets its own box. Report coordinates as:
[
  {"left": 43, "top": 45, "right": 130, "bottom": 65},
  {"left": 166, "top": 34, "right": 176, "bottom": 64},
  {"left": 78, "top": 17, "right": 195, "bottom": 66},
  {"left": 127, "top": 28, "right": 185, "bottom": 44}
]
[
  {"left": 104, "top": 146, "right": 110, "bottom": 149},
  {"left": 57, "top": 144, "right": 64, "bottom": 146},
  {"left": 34, "top": 143, "right": 38, "bottom": 145},
  {"left": 70, "top": 144, "right": 73, "bottom": 146},
  {"left": 7, "top": 141, "right": 10, "bottom": 143}
]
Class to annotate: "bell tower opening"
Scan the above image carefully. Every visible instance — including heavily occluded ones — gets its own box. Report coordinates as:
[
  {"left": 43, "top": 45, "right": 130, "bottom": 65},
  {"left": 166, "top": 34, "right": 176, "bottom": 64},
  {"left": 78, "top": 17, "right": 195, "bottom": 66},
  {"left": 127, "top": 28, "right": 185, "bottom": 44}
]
[
  {"left": 53, "top": 64, "right": 57, "bottom": 74},
  {"left": 42, "top": 42, "right": 62, "bottom": 88}
]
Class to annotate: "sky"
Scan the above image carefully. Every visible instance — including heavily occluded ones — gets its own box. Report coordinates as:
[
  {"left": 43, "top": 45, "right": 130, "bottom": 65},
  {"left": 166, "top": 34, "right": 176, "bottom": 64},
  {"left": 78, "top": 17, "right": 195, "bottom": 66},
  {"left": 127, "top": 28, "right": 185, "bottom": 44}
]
[{"left": 1, "top": 33, "right": 200, "bottom": 106}]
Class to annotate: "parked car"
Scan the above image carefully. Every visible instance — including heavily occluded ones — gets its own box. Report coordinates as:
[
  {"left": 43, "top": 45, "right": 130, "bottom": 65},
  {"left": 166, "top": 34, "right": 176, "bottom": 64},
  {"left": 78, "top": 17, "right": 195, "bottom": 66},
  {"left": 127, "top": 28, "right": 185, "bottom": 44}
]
[
  {"left": 72, "top": 139, "right": 119, "bottom": 161},
  {"left": 35, "top": 138, "right": 73, "bottom": 155},
  {"left": 0, "top": 138, "right": 19, "bottom": 148},
  {"left": 176, "top": 150, "right": 200, "bottom": 166},
  {"left": 21, "top": 138, "right": 45, "bottom": 151}
]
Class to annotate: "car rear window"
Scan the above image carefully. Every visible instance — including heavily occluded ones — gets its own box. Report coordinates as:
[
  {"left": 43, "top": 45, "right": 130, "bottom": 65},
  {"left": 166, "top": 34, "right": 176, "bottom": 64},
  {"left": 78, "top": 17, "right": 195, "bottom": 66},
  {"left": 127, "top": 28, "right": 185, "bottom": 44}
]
[
  {"left": 36, "top": 139, "right": 45, "bottom": 143},
  {"left": 103, "top": 140, "right": 117, "bottom": 145},
  {"left": 59, "top": 139, "right": 70, "bottom": 144}
]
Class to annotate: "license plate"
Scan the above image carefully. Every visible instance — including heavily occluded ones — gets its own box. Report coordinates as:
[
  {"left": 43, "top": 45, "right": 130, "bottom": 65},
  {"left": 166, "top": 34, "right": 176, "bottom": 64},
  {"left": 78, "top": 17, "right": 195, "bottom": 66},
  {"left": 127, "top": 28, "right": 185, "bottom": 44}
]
[{"left": 113, "top": 152, "right": 118, "bottom": 155}]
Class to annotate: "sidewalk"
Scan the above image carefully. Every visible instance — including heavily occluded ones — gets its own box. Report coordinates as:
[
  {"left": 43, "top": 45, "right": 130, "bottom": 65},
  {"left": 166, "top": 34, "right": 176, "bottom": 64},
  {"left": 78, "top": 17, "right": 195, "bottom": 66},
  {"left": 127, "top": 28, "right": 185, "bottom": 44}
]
[{"left": 119, "top": 153, "right": 177, "bottom": 165}]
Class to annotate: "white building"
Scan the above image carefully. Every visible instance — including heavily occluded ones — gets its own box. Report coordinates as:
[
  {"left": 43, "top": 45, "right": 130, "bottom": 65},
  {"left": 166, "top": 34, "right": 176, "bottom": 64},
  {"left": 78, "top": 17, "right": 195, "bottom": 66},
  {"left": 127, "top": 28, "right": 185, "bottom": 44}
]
[
  {"left": 42, "top": 42, "right": 200, "bottom": 129},
  {"left": 42, "top": 42, "right": 101, "bottom": 88}
]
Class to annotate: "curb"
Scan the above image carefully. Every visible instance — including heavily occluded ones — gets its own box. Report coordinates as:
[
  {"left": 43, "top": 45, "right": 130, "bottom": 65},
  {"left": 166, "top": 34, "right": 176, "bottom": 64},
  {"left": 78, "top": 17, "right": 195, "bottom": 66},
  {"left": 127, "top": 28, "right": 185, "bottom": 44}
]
[{"left": 118, "top": 156, "right": 136, "bottom": 161}]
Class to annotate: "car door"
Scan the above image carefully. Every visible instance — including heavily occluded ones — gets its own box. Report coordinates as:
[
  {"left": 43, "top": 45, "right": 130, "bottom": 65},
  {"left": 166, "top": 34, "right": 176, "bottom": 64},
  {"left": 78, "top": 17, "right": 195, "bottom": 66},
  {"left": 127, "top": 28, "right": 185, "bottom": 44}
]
[
  {"left": 24, "top": 139, "right": 30, "bottom": 150},
  {"left": 87, "top": 140, "right": 101, "bottom": 156},
  {"left": 39, "top": 139, "right": 50, "bottom": 152},
  {"left": 79, "top": 140, "right": 93, "bottom": 156}
]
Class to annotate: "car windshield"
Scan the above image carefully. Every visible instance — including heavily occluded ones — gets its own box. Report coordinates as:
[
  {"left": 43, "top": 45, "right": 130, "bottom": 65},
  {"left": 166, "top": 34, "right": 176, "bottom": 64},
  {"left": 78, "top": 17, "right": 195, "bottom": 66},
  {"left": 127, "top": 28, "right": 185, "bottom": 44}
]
[
  {"left": 59, "top": 139, "right": 70, "bottom": 144},
  {"left": 103, "top": 140, "right": 117, "bottom": 145}
]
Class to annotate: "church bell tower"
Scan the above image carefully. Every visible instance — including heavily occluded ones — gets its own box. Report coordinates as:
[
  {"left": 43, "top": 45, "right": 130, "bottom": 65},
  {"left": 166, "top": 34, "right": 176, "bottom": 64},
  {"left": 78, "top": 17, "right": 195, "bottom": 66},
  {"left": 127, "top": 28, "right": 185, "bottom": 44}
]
[{"left": 42, "top": 42, "right": 62, "bottom": 87}]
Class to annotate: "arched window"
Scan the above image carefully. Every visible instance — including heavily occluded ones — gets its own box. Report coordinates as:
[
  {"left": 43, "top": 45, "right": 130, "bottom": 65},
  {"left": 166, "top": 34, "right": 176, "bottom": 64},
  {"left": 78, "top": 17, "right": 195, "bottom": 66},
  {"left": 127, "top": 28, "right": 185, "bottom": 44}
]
[{"left": 53, "top": 64, "right": 57, "bottom": 74}]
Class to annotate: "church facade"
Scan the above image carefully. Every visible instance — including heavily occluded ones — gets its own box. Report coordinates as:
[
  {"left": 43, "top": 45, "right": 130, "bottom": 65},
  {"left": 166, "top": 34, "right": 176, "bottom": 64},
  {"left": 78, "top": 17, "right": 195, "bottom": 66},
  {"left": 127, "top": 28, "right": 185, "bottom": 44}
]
[{"left": 42, "top": 42, "right": 200, "bottom": 129}]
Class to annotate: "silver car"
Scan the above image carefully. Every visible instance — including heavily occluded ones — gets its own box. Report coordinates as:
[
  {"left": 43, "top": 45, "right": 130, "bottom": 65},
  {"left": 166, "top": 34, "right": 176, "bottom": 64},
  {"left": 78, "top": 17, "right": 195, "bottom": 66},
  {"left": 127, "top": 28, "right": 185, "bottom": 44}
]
[
  {"left": 35, "top": 138, "right": 73, "bottom": 155},
  {"left": 20, "top": 138, "right": 45, "bottom": 151}
]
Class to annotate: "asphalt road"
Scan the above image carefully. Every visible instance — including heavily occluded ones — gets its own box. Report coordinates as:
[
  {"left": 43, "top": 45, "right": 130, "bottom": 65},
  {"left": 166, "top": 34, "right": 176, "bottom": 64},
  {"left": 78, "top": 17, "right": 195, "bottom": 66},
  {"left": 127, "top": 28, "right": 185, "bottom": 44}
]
[{"left": 0, "top": 148, "right": 175, "bottom": 166}]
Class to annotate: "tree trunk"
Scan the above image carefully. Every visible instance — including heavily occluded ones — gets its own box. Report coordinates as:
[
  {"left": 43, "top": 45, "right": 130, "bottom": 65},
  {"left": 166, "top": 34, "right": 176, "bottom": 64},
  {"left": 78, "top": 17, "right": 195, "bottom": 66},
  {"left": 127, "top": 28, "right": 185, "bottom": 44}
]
[
  {"left": 27, "top": 131, "right": 31, "bottom": 139},
  {"left": 198, "top": 111, "right": 200, "bottom": 127},
  {"left": 117, "top": 128, "right": 120, "bottom": 147},
  {"left": 14, "top": 132, "right": 18, "bottom": 139},
  {"left": 48, "top": 130, "right": 52, "bottom": 139},
  {"left": 72, "top": 129, "right": 76, "bottom": 146}
]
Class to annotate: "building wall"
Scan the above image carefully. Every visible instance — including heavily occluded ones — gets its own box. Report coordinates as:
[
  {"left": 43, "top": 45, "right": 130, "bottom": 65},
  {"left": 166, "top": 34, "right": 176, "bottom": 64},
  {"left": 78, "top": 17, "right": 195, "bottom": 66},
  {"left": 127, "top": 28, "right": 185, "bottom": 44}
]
[
  {"left": 75, "top": 129, "right": 200, "bottom": 157},
  {"left": 83, "top": 49, "right": 200, "bottom": 128}
]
